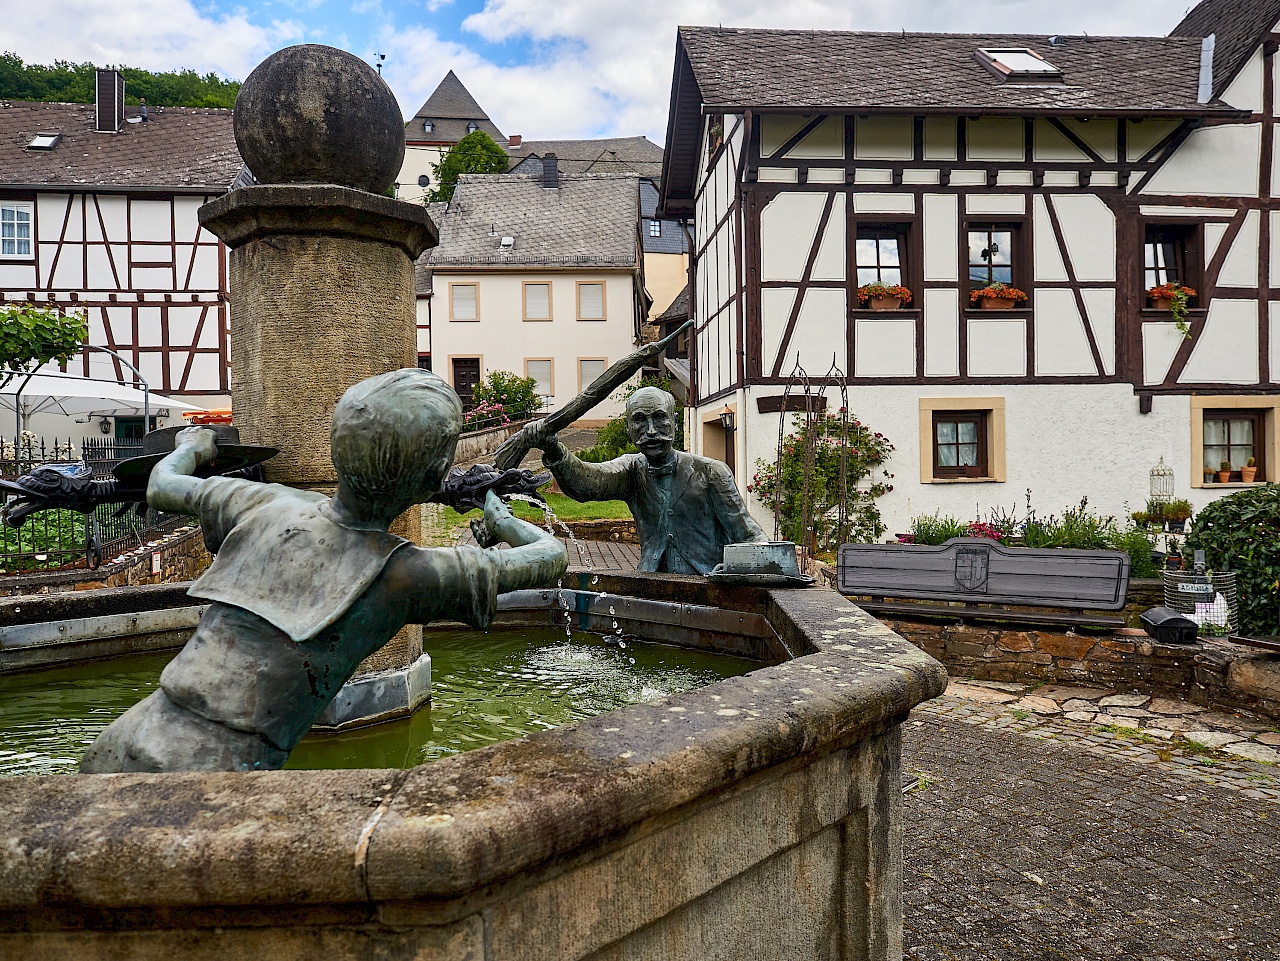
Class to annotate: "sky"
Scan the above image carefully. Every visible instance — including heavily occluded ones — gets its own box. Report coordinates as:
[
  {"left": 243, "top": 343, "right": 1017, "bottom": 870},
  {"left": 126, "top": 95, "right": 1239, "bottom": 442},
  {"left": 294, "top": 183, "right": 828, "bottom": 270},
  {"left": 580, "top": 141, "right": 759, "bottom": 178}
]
[{"left": 0, "top": 0, "right": 1203, "bottom": 143}]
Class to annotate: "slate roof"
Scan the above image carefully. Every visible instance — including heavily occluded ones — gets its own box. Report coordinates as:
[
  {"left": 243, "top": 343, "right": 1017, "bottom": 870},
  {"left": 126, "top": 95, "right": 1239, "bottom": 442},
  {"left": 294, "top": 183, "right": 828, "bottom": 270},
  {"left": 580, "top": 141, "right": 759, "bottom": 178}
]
[
  {"left": 1171, "top": 0, "right": 1280, "bottom": 99},
  {"left": 423, "top": 173, "right": 639, "bottom": 268},
  {"left": 676, "top": 27, "right": 1228, "bottom": 115},
  {"left": 0, "top": 101, "right": 240, "bottom": 190},
  {"left": 406, "top": 71, "right": 505, "bottom": 146},
  {"left": 656, "top": 283, "right": 689, "bottom": 324},
  {"left": 507, "top": 136, "right": 663, "bottom": 178}
]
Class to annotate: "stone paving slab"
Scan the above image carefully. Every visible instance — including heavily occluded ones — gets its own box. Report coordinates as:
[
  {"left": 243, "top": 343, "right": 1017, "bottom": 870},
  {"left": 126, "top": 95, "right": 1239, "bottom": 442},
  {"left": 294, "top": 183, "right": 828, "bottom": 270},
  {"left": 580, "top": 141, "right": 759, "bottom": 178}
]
[{"left": 903, "top": 699, "right": 1280, "bottom": 960}]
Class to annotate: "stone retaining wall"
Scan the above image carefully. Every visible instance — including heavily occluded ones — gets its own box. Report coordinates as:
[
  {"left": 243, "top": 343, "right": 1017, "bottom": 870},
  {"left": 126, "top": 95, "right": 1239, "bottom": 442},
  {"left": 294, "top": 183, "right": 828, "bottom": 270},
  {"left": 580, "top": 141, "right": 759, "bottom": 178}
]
[
  {"left": 0, "top": 527, "right": 212, "bottom": 598},
  {"left": 882, "top": 615, "right": 1280, "bottom": 720}
]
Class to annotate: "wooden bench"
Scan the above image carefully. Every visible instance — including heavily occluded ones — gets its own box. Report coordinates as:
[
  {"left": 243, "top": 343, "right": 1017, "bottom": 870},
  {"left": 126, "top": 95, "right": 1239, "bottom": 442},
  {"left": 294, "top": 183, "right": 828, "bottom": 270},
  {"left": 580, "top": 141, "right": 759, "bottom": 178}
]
[{"left": 836, "top": 537, "right": 1131, "bottom": 629}]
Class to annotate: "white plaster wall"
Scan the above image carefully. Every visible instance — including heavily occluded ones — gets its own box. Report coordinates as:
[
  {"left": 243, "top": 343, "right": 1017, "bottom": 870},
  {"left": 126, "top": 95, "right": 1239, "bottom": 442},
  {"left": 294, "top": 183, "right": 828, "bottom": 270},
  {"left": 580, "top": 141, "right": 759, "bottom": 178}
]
[
  {"left": 1032, "top": 120, "right": 1087, "bottom": 162},
  {"left": 968, "top": 319, "right": 1025, "bottom": 377},
  {"left": 854, "top": 318, "right": 914, "bottom": 377},
  {"left": 788, "top": 288, "right": 846, "bottom": 374},
  {"left": 761, "top": 287, "right": 797, "bottom": 374},
  {"left": 1222, "top": 48, "right": 1265, "bottom": 112},
  {"left": 1205, "top": 220, "right": 1230, "bottom": 267},
  {"left": 922, "top": 118, "right": 957, "bottom": 161},
  {"left": 1218, "top": 210, "right": 1260, "bottom": 287},
  {"left": 1033, "top": 289, "right": 1096, "bottom": 376},
  {"left": 1126, "top": 120, "right": 1180, "bottom": 162},
  {"left": 854, "top": 117, "right": 912, "bottom": 161},
  {"left": 923, "top": 289, "right": 959, "bottom": 377},
  {"left": 759, "top": 116, "right": 807, "bottom": 157},
  {"left": 786, "top": 116, "right": 843, "bottom": 159},
  {"left": 922, "top": 194, "right": 957, "bottom": 282},
  {"left": 966, "top": 118, "right": 1022, "bottom": 161},
  {"left": 1143, "top": 322, "right": 1184, "bottom": 385},
  {"left": 811, "top": 194, "right": 846, "bottom": 281},
  {"left": 429, "top": 270, "right": 637, "bottom": 416},
  {"left": 966, "top": 195, "right": 1024, "bottom": 215},
  {"left": 1271, "top": 302, "right": 1280, "bottom": 382},
  {"left": 1032, "top": 195, "right": 1067, "bottom": 282},
  {"left": 853, "top": 194, "right": 914, "bottom": 214},
  {"left": 1060, "top": 118, "right": 1118, "bottom": 162},
  {"left": 1142, "top": 124, "right": 1262, "bottom": 197},
  {"left": 730, "top": 384, "right": 1230, "bottom": 540},
  {"left": 1052, "top": 194, "right": 1115, "bottom": 282},
  {"left": 1081, "top": 288, "right": 1116, "bottom": 376},
  {"left": 760, "top": 192, "right": 825, "bottom": 281},
  {"left": 1180, "top": 299, "right": 1260, "bottom": 384},
  {"left": 396, "top": 145, "right": 446, "bottom": 203}
]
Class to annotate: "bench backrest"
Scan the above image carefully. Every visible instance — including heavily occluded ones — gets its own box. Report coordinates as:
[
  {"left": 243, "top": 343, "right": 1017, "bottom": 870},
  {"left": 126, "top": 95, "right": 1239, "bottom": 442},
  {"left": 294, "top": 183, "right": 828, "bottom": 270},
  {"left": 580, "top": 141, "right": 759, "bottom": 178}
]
[{"left": 836, "top": 538, "right": 1131, "bottom": 610}]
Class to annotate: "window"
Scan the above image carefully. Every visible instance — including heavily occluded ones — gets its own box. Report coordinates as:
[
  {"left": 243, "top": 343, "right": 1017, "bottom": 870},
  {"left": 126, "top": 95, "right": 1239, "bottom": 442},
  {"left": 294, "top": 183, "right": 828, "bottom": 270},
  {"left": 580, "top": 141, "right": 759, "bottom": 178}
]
[
  {"left": 523, "top": 282, "right": 552, "bottom": 321},
  {"left": 525, "top": 358, "right": 553, "bottom": 397},
  {"left": 1144, "top": 224, "right": 1199, "bottom": 293},
  {"left": 26, "top": 133, "right": 59, "bottom": 150},
  {"left": 466, "top": 121, "right": 479, "bottom": 134},
  {"left": 416, "top": 354, "right": 432, "bottom": 371},
  {"left": 1, "top": 203, "right": 33, "bottom": 259},
  {"left": 967, "top": 225, "right": 1015, "bottom": 291},
  {"left": 855, "top": 225, "right": 907, "bottom": 287},
  {"left": 450, "top": 283, "right": 478, "bottom": 322},
  {"left": 648, "top": 220, "right": 662, "bottom": 238},
  {"left": 1203, "top": 410, "right": 1264, "bottom": 481},
  {"left": 932, "top": 411, "right": 988, "bottom": 478},
  {"left": 423, "top": 120, "right": 435, "bottom": 133},
  {"left": 976, "top": 48, "right": 1062, "bottom": 82},
  {"left": 577, "top": 282, "right": 606, "bottom": 320},
  {"left": 918, "top": 397, "right": 1006, "bottom": 483},
  {"left": 578, "top": 358, "right": 607, "bottom": 391}
]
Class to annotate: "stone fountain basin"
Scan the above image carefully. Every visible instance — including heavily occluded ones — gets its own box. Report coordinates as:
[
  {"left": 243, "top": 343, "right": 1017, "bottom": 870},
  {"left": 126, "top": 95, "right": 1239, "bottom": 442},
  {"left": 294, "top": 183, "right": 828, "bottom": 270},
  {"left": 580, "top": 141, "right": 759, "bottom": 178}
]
[{"left": 0, "top": 571, "right": 945, "bottom": 960}]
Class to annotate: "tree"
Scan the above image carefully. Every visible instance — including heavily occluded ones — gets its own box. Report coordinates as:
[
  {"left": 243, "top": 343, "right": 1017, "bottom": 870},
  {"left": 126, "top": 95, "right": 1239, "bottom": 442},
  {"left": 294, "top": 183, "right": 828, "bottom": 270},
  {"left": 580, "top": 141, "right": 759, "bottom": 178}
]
[
  {"left": 427, "top": 131, "right": 509, "bottom": 202},
  {"left": 0, "top": 304, "right": 89, "bottom": 387},
  {"left": 0, "top": 52, "right": 240, "bottom": 107}
]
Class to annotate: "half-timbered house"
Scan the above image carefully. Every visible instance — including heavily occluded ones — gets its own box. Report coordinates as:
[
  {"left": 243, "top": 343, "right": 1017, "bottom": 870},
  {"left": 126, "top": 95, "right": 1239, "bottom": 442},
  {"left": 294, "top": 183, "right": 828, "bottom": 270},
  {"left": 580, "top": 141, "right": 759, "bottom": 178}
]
[
  {"left": 0, "top": 69, "right": 238, "bottom": 440},
  {"left": 658, "top": 0, "right": 1280, "bottom": 535}
]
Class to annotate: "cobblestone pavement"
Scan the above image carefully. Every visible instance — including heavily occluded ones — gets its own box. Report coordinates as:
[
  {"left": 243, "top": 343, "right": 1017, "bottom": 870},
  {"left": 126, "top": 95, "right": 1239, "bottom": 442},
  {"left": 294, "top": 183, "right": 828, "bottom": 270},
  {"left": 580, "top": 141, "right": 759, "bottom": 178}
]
[{"left": 903, "top": 679, "right": 1280, "bottom": 960}]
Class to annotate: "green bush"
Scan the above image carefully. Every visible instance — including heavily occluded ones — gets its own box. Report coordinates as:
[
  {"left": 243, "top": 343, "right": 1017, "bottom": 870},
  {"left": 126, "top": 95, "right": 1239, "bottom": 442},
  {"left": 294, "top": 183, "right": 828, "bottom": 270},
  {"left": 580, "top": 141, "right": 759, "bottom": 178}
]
[
  {"left": 1185, "top": 484, "right": 1280, "bottom": 635},
  {"left": 1021, "top": 498, "right": 1114, "bottom": 549},
  {"left": 471, "top": 370, "right": 542, "bottom": 420},
  {"left": 749, "top": 411, "right": 894, "bottom": 551},
  {"left": 1107, "top": 525, "right": 1159, "bottom": 579},
  {"left": 908, "top": 512, "right": 968, "bottom": 546},
  {"left": 0, "top": 509, "right": 86, "bottom": 572}
]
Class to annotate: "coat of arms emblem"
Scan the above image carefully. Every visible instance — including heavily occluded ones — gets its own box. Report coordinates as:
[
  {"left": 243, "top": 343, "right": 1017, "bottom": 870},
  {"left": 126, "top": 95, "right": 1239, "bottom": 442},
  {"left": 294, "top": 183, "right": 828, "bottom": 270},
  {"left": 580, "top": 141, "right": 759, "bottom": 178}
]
[{"left": 954, "top": 546, "right": 990, "bottom": 593}]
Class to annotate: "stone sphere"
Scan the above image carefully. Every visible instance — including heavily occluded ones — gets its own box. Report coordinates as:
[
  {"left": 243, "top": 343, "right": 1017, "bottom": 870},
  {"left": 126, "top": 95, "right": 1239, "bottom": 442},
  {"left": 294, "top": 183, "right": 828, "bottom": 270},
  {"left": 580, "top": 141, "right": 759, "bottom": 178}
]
[{"left": 234, "top": 44, "right": 405, "bottom": 194}]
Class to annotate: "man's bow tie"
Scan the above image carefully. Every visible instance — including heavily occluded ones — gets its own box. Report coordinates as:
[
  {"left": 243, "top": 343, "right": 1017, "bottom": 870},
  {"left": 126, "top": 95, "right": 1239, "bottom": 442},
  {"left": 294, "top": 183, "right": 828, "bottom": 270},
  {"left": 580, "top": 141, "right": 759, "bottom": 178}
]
[{"left": 648, "top": 461, "right": 676, "bottom": 478}]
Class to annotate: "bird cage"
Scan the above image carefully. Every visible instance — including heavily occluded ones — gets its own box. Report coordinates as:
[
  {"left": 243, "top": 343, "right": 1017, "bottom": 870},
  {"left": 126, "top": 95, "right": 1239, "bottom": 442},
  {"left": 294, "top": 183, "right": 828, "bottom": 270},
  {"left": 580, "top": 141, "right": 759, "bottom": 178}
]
[{"left": 1149, "top": 457, "right": 1174, "bottom": 504}]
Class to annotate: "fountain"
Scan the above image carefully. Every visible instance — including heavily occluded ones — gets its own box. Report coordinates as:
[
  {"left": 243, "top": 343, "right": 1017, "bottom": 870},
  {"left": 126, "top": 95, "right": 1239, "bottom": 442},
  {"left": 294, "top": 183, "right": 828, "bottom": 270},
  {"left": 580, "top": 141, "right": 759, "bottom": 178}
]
[{"left": 0, "top": 44, "right": 947, "bottom": 959}]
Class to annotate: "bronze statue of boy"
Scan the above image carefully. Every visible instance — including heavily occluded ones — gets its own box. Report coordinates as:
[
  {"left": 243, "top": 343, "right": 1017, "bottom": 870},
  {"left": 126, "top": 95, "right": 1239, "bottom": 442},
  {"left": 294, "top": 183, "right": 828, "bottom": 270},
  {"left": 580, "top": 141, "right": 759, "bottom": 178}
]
[
  {"left": 528, "top": 386, "right": 766, "bottom": 574},
  {"left": 81, "top": 369, "right": 567, "bottom": 773}
]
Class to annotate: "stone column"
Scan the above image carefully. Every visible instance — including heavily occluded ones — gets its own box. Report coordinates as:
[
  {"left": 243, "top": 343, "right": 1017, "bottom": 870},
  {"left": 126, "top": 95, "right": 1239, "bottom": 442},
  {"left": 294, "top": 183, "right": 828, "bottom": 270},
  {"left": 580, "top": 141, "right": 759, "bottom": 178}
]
[{"left": 197, "top": 44, "right": 438, "bottom": 730}]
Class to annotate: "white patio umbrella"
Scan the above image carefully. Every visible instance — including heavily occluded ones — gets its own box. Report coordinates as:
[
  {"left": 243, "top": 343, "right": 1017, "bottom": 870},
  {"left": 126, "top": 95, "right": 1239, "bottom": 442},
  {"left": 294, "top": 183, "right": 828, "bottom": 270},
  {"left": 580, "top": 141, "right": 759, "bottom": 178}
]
[{"left": 0, "top": 372, "right": 206, "bottom": 439}]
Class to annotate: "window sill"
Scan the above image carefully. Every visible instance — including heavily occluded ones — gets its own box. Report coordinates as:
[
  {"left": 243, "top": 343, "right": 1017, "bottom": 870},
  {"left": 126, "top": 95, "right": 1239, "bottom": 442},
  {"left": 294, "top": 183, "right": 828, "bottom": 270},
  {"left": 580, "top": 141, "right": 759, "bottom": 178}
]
[
  {"left": 523, "top": 318, "right": 554, "bottom": 323},
  {"left": 0, "top": 257, "right": 35, "bottom": 264},
  {"left": 851, "top": 308, "right": 921, "bottom": 317},
  {"left": 925, "top": 476, "right": 1002, "bottom": 484},
  {"left": 964, "top": 307, "right": 1031, "bottom": 314},
  {"left": 1198, "top": 481, "right": 1266, "bottom": 488},
  {"left": 449, "top": 318, "right": 481, "bottom": 322},
  {"left": 1140, "top": 308, "right": 1206, "bottom": 319},
  {"left": 576, "top": 318, "right": 608, "bottom": 322}
]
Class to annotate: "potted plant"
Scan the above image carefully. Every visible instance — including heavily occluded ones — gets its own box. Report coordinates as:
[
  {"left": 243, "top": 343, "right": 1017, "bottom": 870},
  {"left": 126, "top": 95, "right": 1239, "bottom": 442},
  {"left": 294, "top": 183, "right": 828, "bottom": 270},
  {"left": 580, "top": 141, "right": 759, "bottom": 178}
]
[
  {"left": 1143, "top": 498, "right": 1167, "bottom": 528},
  {"left": 1165, "top": 536, "right": 1183, "bottom": 571},
  {"left": 1147, "top": 282, "right": 1197, "bottom": 338},
  {"left": 1241, "top": 456, "right": 1258, "bottom": 483},
  {"left": 1131, "top": 510, "right": 1150, "bottom": 528},
  {"left": 1204, "top": 466, "right": 1215, "bottom": 485},
  {"left": 969, "top": 281, "right": 1028, "bottom": 310},
  {"left": 1165, "top": 498, "right": 1192, "bottom": 533},
  {"left": 1218, "top": 460, "right": 1233, "bottom": 484},
  {"left": 858, "top": 282, "right": 913, "bottom": 311}
]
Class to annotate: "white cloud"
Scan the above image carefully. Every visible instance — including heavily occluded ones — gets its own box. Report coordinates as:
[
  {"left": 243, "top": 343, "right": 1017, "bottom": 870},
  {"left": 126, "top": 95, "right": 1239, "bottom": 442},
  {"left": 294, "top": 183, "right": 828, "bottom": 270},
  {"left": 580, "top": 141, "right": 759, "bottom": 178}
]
[
  {"left": 384, "top": 0, "right": 1197, "bottom": 144},
  {"left": 0, "top": 0, "right": 304, "bottom": 80}
]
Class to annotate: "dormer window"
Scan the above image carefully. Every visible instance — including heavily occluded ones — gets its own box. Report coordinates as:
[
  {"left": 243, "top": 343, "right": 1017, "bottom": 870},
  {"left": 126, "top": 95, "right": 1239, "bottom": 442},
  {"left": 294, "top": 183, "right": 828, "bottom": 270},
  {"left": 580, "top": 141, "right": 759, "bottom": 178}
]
[
  {"left": 976, "top": 48, "right": 1063, "bottom": 83},
  {"left": 423, "top": 120, "right": 435, "bottom": 133},
  {"left": 26, "top": 132, "right": 60, "bottom": 150},
  {"left": 466, "top": 121, "right": 479, "bottom": 134}
]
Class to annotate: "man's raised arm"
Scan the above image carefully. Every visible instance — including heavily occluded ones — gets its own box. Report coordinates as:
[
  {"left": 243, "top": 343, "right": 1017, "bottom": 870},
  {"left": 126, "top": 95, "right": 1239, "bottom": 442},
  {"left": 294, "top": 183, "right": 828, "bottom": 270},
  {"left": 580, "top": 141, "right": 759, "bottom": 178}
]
[
  {"left": 147, "top": 427, "right": 218, "bottom": 515},
  {"left": 534, "top": 423, "right": 632, "bottom": 503}
]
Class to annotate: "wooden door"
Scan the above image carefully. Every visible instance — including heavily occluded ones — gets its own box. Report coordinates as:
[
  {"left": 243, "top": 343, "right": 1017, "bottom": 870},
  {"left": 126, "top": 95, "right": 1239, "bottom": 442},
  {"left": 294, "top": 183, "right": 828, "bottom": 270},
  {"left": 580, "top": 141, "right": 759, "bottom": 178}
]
[{"left": 451, "top": 357, "right": 480, "bottom": 409}]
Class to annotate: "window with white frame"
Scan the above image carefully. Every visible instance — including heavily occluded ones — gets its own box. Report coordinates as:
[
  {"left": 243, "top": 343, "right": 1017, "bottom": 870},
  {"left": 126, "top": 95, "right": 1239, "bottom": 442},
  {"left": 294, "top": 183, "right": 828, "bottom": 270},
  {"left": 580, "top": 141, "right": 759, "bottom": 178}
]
[
  {"left": 577, "top": 282, "right": 605, "bottom": 321},
  {"left": 525, "top": 358, "right": 553, "bottom": 397},
  {"left": 0, "top": 202, "right": 33, "bottom": 258},
  {"left": 648, "top": 220, "right": 662, "bottom": 237},
  {"left": 450, "top": 283, "right": 478, "bottom": 322},
  {"left": 523, "top": 282, "right": 552, "bottom": 321},
  {"left": 578, "top": 358, "right": 606, "bottom": 390}
]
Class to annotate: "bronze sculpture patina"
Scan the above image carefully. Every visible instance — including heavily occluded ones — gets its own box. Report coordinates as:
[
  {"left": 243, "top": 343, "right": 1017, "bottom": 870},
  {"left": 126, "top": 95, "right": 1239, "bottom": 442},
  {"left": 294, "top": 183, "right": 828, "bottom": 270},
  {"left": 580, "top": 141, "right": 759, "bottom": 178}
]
[
  {"left": 80, "top": 369, "right": 567, "bottom": 773},
  {"left": 523, "top": 386, "right": 767, "bottom": 574}
]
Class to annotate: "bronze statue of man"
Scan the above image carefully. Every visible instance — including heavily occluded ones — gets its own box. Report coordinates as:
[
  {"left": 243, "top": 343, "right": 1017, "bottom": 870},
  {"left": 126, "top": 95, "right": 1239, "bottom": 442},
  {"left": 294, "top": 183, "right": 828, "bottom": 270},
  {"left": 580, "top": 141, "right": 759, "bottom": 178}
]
[
  {"left": 81, "top": 369, "right": 567, "bottom": 774},
  {"left": 529, "top": 386, "right": 766, "bottom": 574}
]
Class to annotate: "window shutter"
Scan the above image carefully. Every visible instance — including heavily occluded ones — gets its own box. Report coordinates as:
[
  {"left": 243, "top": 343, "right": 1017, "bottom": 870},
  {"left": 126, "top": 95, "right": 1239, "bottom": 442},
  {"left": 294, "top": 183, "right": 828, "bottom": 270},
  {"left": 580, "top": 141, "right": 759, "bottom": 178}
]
[
  {"left": 527, "top": 360, "right": 552, "bottom": 395},
  {"left": 579, "top": 358, "right": 606, "bottom": 388},
  {"left": 578, "top": 283, "right": 605, "bottom": 320},
  {"left": 525, "top": 283, "right": 551, "bottom": 320},
  {"left": 452, "top": 284, "right": 477, "bottom": 321}
]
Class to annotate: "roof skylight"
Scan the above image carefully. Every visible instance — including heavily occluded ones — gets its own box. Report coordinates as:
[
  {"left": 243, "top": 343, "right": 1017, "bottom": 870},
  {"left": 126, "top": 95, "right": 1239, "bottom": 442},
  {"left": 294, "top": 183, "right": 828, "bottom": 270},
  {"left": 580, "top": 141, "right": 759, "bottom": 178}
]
[
  {"left": 976, "top": 48, "right": 1063, "bottom": 83},
  {"left": 26, "top": 132, "right": 60, "bottom": 150}
]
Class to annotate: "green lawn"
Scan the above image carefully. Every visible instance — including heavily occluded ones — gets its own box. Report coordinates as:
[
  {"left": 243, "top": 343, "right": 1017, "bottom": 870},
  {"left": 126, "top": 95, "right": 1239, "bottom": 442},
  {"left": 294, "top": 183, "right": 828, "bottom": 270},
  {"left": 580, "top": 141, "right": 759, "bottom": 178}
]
[{"left": 437, "top": 491, "right": 632, "bottom": 529}]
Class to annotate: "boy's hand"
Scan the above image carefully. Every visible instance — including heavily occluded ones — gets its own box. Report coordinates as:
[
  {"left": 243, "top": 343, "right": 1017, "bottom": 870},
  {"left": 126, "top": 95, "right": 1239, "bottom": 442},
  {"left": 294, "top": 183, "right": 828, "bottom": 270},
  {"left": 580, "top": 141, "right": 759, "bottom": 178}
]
[
  {"left": 482, "top": 489, "right": 516, "bottom": 543},
  {"left": 175, "top": 427, "right": 218, "bottom": 465}
]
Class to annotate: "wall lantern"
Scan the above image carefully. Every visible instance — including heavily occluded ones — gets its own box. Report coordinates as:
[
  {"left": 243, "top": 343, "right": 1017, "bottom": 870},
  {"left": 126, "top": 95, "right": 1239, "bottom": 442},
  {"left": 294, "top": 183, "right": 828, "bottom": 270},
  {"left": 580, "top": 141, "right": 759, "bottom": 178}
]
[
  {"left": 98, "top": 417, "right": 112, "bottom": 434},
  {"left": 719, "top": 406, "right": 735, "bottom": 431}
]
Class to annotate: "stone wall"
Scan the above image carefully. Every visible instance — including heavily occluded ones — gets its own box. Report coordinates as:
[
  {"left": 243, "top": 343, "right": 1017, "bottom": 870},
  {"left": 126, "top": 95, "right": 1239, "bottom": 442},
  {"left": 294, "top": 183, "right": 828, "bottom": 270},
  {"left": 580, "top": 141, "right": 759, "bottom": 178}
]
[
  {"left": 882, "top": 616, "right": 1280, "bottom": 720},
  {"left": 0, "top": 527, "right": 212, "bottom": 598}
]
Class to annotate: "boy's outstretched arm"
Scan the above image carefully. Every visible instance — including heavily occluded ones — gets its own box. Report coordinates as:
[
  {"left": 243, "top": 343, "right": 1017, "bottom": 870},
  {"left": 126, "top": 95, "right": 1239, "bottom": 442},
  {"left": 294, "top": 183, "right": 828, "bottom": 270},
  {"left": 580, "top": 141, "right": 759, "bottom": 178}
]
[
  {"left": 147, "top": 427, "right": 218, "bottom": 515},
  {"left": 481, "top": 490, "right": 568, "bottom": 592}
]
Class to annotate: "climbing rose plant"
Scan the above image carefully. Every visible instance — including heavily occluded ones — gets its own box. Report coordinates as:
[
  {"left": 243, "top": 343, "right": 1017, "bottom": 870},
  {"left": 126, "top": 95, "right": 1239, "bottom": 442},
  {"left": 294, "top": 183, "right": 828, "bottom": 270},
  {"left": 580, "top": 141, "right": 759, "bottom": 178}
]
[{"left": 748, "top": 410, "right": 895, "bottom": 553}]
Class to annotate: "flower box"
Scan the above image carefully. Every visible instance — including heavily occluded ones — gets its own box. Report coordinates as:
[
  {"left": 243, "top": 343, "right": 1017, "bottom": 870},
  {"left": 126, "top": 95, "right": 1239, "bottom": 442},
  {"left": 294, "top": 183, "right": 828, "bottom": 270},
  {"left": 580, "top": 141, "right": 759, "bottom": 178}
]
[
  {"left": 868, "top": 296, "right": 903, "bottom": 311},
  {"left": 978, "top": 296, "right": 1016, "bottom": 310},
  {"left": 1151, "top": 296, "right": 1173, "bottom": 311}
]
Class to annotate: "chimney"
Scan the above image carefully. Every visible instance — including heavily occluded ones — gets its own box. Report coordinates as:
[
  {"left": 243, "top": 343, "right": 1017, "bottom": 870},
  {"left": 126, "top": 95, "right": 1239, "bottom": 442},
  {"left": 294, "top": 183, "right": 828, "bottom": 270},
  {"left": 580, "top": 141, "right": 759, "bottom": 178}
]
[
  {"left": 507, "top": 134, "right": 522, "bottom": 147},
  {"left": 95, "top": 68, "right": 125, "bottom": 133},
  {"left": 541, "top": 153, "right": 559, "bottom": 189}
]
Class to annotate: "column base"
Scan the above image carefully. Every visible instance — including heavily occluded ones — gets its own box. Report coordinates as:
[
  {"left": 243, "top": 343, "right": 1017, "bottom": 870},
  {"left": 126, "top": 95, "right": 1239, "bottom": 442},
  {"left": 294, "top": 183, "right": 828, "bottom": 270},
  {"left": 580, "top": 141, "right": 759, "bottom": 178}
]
[{"left": 311, "top": 652, "right": 431, "bottom": 731}]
